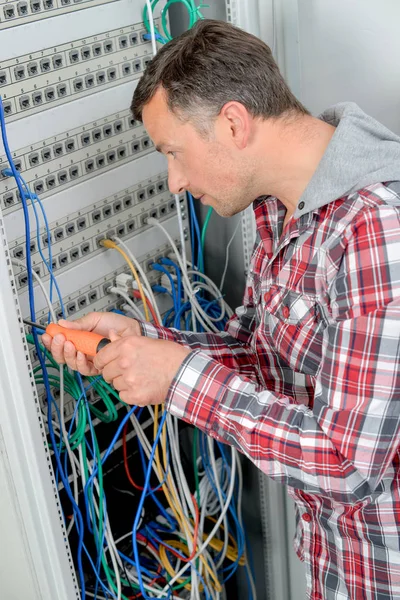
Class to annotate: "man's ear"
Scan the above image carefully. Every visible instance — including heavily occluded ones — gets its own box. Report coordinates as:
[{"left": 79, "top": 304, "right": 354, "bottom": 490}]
[{"left": 219, "top": 101, "right": 252, "bottom": 150}]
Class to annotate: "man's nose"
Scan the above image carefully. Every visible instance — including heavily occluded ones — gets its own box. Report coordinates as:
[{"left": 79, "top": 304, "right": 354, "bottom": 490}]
[{"left": 168, "top": 167, "right": 188, "bottom": 195}]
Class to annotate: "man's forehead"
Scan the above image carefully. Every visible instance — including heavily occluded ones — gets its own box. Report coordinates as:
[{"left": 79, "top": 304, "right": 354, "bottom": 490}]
[{"left": 142, "top": 87, "right": 169, "bottom": 120}]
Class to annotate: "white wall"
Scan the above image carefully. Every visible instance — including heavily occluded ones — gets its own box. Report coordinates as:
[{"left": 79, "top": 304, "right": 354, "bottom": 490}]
[
  {"left": 275, "top": 2, "right": 400, "bottom": 598},
  {"left": 295, "top": 0, "right": 400, "bottom": 133}
]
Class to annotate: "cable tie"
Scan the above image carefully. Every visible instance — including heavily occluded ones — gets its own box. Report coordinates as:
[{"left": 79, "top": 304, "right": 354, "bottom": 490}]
[{"left": 189, "top": 286, "right": 201, "bottom": 299}]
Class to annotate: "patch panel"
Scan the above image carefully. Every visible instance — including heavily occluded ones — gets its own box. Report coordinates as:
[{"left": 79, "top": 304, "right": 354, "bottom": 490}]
[
  {"left": 22, "top": 212, "right": 187, "bottom": 421},
  {"left": 11, "top": 173, "right": 184, "bottom": 289},
  {"left": 27, "top": 235, "right": 182, "bottom": 418},
  {"left": 0, "top": 21, "right": 154, "bottom": 121},
  {"left": 0, "top": 110, "right": 153, "bottom": 214},
  {"left": 15, "top": 195, "right": 179, "bottom": 288},
  {"left": 30, "top": 238, "right": 182, "bottom": 330},
  {"left": 0, "top": 0, "right": 120, "bottom": 29}
]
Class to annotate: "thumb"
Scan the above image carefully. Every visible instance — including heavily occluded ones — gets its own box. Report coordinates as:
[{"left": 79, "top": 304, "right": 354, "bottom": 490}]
[{"left": 108, "top": 328, "right": 122, "bottom": 342}]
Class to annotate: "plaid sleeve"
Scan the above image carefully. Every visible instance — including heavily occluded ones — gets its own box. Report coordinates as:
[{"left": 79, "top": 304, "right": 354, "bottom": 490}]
[
  {"left": 139, "top": 282, "right": 262, "bottom": 384},
  {"left": 166, "top": 205, "right": 400, "bottom": 503}
]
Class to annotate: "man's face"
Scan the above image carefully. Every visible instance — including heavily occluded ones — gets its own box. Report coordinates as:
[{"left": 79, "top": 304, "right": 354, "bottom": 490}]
[{"left": 142, "top": 88, "right": 257, "bottom": 217}]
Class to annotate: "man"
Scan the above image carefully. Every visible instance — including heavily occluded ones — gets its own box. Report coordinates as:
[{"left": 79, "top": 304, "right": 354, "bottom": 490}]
[{"left": 43, "top": 19, "right": 400, "bottom": 600}]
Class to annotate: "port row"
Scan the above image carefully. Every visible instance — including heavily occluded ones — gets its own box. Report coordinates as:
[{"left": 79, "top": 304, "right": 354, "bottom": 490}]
[
  {"left": 2, "top": 136, "right": 152, "bottom": 209},
  {"left": 14, "top": 198, "right": 176, "bottom": 288},
  {"left": 0, "top": 28, "right": 147, "bottom": 88},
  {"left": 0, "top": 112, "right": 135, "bottom": 173}
]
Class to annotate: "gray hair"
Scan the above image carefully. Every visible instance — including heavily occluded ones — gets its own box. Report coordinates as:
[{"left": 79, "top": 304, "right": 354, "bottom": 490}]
[{"left": 131, "top": 19, "right": 309, "bottom": 132}]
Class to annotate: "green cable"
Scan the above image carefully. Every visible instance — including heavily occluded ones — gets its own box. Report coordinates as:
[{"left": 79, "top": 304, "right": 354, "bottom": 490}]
[
  {"left": 200, "top": 206, "right": 213, "bottom": 262},
  {"left": 143, "top": 0, "right": 207, "bottom": 44},
  {"left": 28, "top": 335, "right": 120, "bottom": 423},
  {"left": 193, "top": 427, "right": 201, "bottom": 506},
  {"left": 26, "top": 335, "right": 196, "bottom": 592}
]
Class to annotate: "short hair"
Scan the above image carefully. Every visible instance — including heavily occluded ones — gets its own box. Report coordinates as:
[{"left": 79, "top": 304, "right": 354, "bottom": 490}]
[{"left": 131, "top": 19, "right": 309, "bottom": 131}]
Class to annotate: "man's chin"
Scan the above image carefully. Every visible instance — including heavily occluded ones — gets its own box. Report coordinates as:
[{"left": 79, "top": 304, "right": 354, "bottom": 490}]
[{"left": 199, "top": 197, "right": 239, "bottom": 218}]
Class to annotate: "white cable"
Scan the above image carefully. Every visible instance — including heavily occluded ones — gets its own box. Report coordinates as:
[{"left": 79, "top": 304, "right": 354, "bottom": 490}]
[
  {"left": 146, "top": 0, "right": 157, "bottom": 57},
  {"left": 271, "top": 0, "right": 276, "bottom": 58},
  {"left": 186, "top": 270, "right": 234, "bottom": 318},
  {"left": 160, "top": 446, "right": 237, "bottom": 593},
  {"left": 13, "top": 260, "right": 80, "bottom": 534},
  {"left": 78, "top": 443, "right": 123, "bottom": 599},
  {"left": 109, "top": 286, "right": 138, "bottom": 312},
  {"left": 12, "top": 259, "right": 54, "bottom": 316},
  {"left": 219, "top": 219, "right": 241, "bottom": 292},
  {"left": 108, "top": 286, "right": 145, "bottom": 320},
  {"left": 207, "top": 438, "right": 229, "bottom": 568},
  {"left": 175, "top": 193, "right": 188, "bottom": 290},
  {"left": 148, "top": 218, "right": 220, "bottom": 333},
  {"left": 166, "top": 414, "right": 199, "bottom": 597},
  {"left": 143, "top": 0, "right": 188, "bottom": 307},
  {"left": 113, "top": 236, "right": 163, "bottom": 324},
  {"left": 186, "top": 280, "right": 227, "bottom": 323},
  {"left": 185, "top": 262, "right": 234, "bottom": 320}
]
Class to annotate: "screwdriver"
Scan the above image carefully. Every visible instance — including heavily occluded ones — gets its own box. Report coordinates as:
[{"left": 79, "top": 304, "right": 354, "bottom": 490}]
[{"left": 23, "top": 319, "right": 110, "bottom": 356}]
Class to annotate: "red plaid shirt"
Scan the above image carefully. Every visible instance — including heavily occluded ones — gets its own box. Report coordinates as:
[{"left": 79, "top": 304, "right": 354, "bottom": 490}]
[{"left": 142, "top": 182, "right": 400, "bottom": 599}]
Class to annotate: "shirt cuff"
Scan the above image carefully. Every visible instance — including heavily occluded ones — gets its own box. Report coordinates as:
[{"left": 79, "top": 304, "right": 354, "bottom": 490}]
[
  {"left": 165, "top": 349, "right": 241, "bottom": 436},
  {"left": 139, "top": 320, "right": 181, "bottom": 342}
]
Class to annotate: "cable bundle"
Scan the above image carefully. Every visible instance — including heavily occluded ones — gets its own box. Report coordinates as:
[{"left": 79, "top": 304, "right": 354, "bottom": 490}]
[
  {"left": 142, "top": 0, "right": 208, "bottom": 45},
  {"left": 0, "top": 93, "right": 256, "bottom": 599}
]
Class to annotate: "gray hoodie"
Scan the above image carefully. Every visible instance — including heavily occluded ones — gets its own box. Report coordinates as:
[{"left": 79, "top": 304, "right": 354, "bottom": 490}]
[{"left": 294, "top": 102, "right": 400, "bottom": 219}]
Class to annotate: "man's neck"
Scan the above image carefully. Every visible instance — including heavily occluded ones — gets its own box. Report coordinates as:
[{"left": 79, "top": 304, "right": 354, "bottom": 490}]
[{"left": 254, "top": 114, "right": 336, "bottom": 217}]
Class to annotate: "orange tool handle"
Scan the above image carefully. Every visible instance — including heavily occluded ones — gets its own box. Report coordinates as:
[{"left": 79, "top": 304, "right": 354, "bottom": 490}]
[{"left": 46, "top": 323, "right": 110, "bottom": 356}]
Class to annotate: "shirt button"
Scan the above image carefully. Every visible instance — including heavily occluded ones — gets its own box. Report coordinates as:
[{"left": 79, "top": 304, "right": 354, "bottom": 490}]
[
  {"left": 302, "top": 513, "right": 312, "bottom": 522},
  {"left": 282, "top": 305, "right": 290, "bottom": 319},
  {"left": 298, "top": 201, "right": 305, "bottom": 210}
]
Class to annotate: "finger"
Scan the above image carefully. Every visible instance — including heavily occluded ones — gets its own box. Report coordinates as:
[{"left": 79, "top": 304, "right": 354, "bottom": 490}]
[
  {"left": 58, "top": 312, "right": 101, "bottom": 332},
  {"left": 76, "top": 351, "right": 100, "bottom": 376},
  {"left": 50, "top": 333, "right": 67, "bottom": 364},
  {"left": 41, "top": 333, "right": 52, "bottom": 351},
  {"left": 93, "top": 337, "right": 126, "bottom": 371},
  {"left": 63, "top": 340, "right": 78, "bottom": 370},
  {"left": 57, "top": 318, "right": 84, "bottom": 330},
  {"left": 101, "top": 358, "right": 124, "bottom": 384},
  {"left": 109, "top": 329, "right": 121, "bottom": 343},
  {"left": 111, "top": 375, "right": 127, "bottom": 392},
  {"left": 64, "top": 342, "right": 99, "bottom": 375}
]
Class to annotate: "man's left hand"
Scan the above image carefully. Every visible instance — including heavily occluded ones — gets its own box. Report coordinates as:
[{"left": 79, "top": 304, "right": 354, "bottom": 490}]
[{"left": 93, "top": 331, "right": 191, "bottom": 406}]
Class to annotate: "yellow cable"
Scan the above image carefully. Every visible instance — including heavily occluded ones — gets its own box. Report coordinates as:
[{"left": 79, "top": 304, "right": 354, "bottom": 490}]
[
  {"left": 204, "top": 517, "right": 246, "bottom": 565},
  {"left": 153, "top": 406, "right": 220, "bottom": 590},
  {"left": 159, "top": 540, "right": 223, "bottom": 594},
  {"left": 101, "top": 241, "right": 224, "bottom": 591},
  {"left": 159, "top": 543, "right": 194, "bottom": 591},
  {"left": 100, "top": 239, "right": 150, "bottom": 321}
]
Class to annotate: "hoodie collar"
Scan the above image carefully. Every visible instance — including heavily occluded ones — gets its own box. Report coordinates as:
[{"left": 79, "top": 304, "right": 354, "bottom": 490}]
[{"left": 293, "top": 102, "right": 400, "bottom": 219}]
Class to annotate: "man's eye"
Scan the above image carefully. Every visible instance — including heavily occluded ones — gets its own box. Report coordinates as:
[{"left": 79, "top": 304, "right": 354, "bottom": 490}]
[{"left": 167, "top": 151, "right": 176, "bottom": 158}]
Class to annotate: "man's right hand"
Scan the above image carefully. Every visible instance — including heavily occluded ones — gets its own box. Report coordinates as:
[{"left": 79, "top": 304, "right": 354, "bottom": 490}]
[{"left": 41, "top": 312, "right": 141, "bottom": 376}]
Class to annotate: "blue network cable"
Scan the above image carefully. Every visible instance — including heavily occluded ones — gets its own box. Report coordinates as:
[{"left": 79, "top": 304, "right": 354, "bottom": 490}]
[
  {"left": 160, "top": 257, "right": 183, "bottom": 316},
  {"left": 0, "top": 97, "right": 101, "bottom": 598},
  {"left": 199, "top": 433, "right": 245, "bottom": 581},
  {"left": 188, "top": 192, "right": 204, "bottom": 272},
  {"left": 151, "top": 262, "right": 180, "bottom": 313},
  {"left": 131, "top": 409, "right": 170, "bottom": 600}
]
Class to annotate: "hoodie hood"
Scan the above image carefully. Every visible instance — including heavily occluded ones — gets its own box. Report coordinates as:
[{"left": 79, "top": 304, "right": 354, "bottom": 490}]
[{"left": 294, "top": 102, "right": 400, "bottom": 218}]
